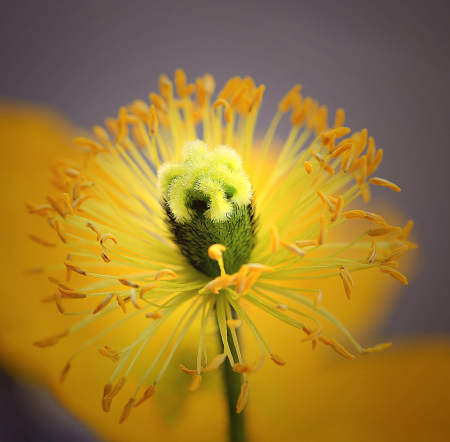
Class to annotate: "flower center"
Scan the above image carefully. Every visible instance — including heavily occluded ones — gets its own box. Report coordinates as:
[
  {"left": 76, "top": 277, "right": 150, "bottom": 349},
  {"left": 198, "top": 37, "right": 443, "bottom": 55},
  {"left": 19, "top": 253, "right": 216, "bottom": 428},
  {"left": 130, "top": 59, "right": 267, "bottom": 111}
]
[{"left": 158, "top": 140, "right": 256, "bottom": 277}]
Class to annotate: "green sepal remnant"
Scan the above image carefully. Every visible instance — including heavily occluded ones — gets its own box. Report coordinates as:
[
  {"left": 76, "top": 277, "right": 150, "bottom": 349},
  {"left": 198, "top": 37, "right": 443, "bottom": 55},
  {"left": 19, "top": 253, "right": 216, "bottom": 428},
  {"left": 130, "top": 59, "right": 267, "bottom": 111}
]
[{"left": 162, "top": 199, "right": 257, "bottom": 278}]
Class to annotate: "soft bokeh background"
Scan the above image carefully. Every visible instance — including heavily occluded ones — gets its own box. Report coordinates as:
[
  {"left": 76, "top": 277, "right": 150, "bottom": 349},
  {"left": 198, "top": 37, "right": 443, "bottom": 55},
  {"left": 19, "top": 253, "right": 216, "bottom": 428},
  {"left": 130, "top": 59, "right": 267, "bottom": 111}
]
[{"left": 0, "top": 0, "right": 449, "bottom": 440}]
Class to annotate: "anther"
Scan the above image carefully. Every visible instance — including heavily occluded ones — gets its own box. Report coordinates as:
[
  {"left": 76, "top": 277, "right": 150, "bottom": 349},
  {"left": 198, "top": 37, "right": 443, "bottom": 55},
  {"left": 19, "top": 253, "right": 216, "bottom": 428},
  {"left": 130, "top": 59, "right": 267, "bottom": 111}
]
[
  {"left": 236, "top": 383, "right": 249, "bottom": 414},
  {"left": 369, "top": 177, "right": 401, "bottom": 192},
  {"left": 188, "top": 375, "right": 202, "bottom": 392},
  {"left": 86, "top": 222, "right": 102, "bottom": 241}
]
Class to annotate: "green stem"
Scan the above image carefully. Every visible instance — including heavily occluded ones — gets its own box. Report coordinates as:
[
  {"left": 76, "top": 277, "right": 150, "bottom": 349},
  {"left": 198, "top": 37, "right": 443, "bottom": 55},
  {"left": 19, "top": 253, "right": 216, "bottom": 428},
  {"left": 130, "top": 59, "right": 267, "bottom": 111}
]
[{"left": 218, "top": 310, "right": 246, "bottom": 442}]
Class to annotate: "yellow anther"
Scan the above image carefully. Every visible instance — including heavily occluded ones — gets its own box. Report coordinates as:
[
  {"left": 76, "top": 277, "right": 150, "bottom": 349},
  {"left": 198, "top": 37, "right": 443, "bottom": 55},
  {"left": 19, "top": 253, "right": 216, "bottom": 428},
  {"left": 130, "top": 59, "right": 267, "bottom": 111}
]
[
  {"left": 270, "top": 225, "right": 279, "bottom": 254},
  {"left": 317, "top": 215, "right": 328, "bottom": 245},
  {"left": 369, "top": 177, "right": 401, "bottom": 192},
  {"left": 248, "top": 356, "right": 264, "bottom": 374},
  {"left": 324, "top": 163, "right": 335, "bottom": 175},
  {"left": 364, "top": 212, "right": 387, "bottom": 226},
  {"left": 119, "top": 398, "right": 135, "bottom": 424},
  {"left": 302, "top": 325, "right": 322, "bottom": 342},
  {"left": 343, "top": 210, "right": 367, "bottom": 219},
  {"left": 98, "top": 345, "right": 121, "bottom": 362},
  {"left": 149, "top": 92, "right": 169, "bottom": 113},
  {"left": 203, "top": 353, "right": 227, "bottom": 373},
  {"left": 278, "top": 84, "right": 302, "bottom": 113},
  {"left": 330, "top": 140, "right": 353, "bottom": 158},
  {"left": 271, "top": 354, "right": 286, "bottom": 366},
  {"left": 48, "top": 218, "right": 67, "bottom": 243},
  {"left": 357, "top": 155, "right": 367, "bottom": 186},
  {"left": 60, "top": 362, "right": 71, "bottom": 383},
  {"left": 86, "top": 222, "right": 102, "bottom": 241},
  {"left": 319, "top": 336, "right": 356, "bottom": 360},
  {"left": 155, "top": 269, "right": 177, "bottom": 280},
  {"left": 146, "top": 311, "right": 163, "bottom": 320},
  {"left": 367, "top": 149, "right": 383, "bottom": 174},
  {"left": 73, "top": 137, "right": 107, "bottom": 153},
  {"left": 115, "top": 107, "right": 129, "bottom": 144},
  {"left": 280, "top": 241, "right": 306, "bottom": 257},
  {"left": 232, "top": 363, "right": 250, "bottom": 374},
  {"left": 93, "top": 293, "right": 114, "bottom": 314},
  {"left": 397, "top": 220, "right": 414, "bottom": 241},
  {"left": 29, "top": 234, "right": 56, "bottom": 247},
  {"left": 213, "top": 98, "right": 232, "bottom": 123},
  {"left": 379, "top": 266, "right": 408, "bottom": 285},
  {"left": 179, "top": 364, "right": 201, "bottom": 375},
  {"left": 100, "top": 233, "right": 118, "bottom": 246},
  {"left": 249, "top": 84, "right": 265, "bottom": 112},
  {"left": 33, "top": 330, "right": 69, "bottom": 348},
  {"left": 63, "top": 260, "right": 87, "bottom": 276},
  {"left": 217, "top": 76, "right": 241, "bottom": 101},
  {"left": 276, "top": 304, "right": 288, "bottom": 311},
  {"left": 339, "top": 266, "right": 354, "bottom": 300},
  {"left": 62, "top": 193, "right": 73, "bottom": 215},
  {"left": 317, "top": 190, "right": 334, "bottom": 213},
  {"left": 208, "top": 244, "right": 226, "bottom": 276},
  {"left": 366, "top": 241, "right": 377, "bottom": 264},
  {"left": 134, "top": 385, "right": 156, "bottom": 408},
  {"left": 309, "top": 148, "right": 324, "bottom": 164},
  {"left": 340, "top": 145, "right": 356, "bottom": 173},
  {"left": 118, "top": 278, "right": 140, "bottom": 288},
  {"left": 202, "top": 275, "right": 233, "bottom": 294},
  {"left": 236, "top": 383, "right": 249, "bottom": 414},
  {"left": 148, "top": 104, "right": 159, "bottom": 136},
  {"left": 361, "top": 342, "right": 392, "bottom": 355},
  {"left": 226, "top": 319, "right": 243, "bottom": 329},
  {"left": 115, "top": 295, "right": 127, "bottom": 313},
  {"left": 330, "top": 195, "right": 344, "bottom": 222},
  {"left": 295, "top": 239, "right": 317, "bottom": 247},
  {"left": 383, "top": 261, "right": 400, "bottom": 269},
  {"left": 188, "top": 374, "right": 202, "bottom": 392},
  {"left": 304, "top": 161, "right": 313, "bottom": 174},
  {"left": 333, "top": 107, "right": 346, "bottom": 128},
  {"left": 368, "top": 226, "right": 402, "bottom": 236},
  {"left": 57, "top": 287, "right": 86, "bottom": 299},
  {"left": 314, "top": 289, "right": 323, "bottom": 310},
  {"left": 140, "top": 283, "right": 160, "bottom": 297},
  {"left": 100, "top": 250, "right": 111, "bottom": 263}
]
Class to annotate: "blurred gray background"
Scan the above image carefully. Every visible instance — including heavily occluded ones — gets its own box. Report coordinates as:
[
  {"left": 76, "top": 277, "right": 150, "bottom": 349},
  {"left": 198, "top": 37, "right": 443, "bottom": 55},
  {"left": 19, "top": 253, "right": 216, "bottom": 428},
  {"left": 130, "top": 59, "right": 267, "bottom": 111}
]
[{"left": 0, "top": 0, "right": 449, "bottom": 440}]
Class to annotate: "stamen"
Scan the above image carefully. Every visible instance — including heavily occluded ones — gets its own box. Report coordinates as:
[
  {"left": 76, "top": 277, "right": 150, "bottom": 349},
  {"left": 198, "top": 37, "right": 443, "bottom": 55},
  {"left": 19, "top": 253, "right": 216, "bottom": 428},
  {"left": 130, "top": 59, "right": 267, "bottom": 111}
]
[
  {"left": 236, "top": 383, "right": 249, "bottom": 414},
  {"left": 203, "top": 353, "right": 226, "bottom": 372},
  {"left": 119, "top": 398, "right": 135, "bottom": 424},
  {"left": 63, "top": 193, "right": 73, "bottom": 215},
  {"left": 208, "top": 244, "right": 227, "bottom": 276},
  {"left": 317, "top": 190, "right": 334, "bottom": 213},
  {"left": 179, "top": 364, "right": 199, "bottom": 375},
  {"left": 93, "top": 293, "right": 114, "bottom": 314},
  {"left": 116, "top": 295, "right": 127, "bottom": 313},
  {"left": 33, "top": 330, "right": 69, "bottom": 347},
  {"left": 226, "top": 319, "right": 243, "bottom": 328},
  {"left": 100, "top": 233, "right": 118, "bottom": 246},
  {"left": 146, "top": 311, "right": 163, "bottom": 320},
  {"left": 270, "top": 225, "right": 279, "bottom": 253},
  {"left": 369, "top": 177, "right": 401, "bottom": 192},
  {"left": 368, "top": 226, "right": 402, "bottom": 236},
  {"left": 271, "top": 354, "right": 286, "bottom": 366},
  {"left": 29, "top": 234, "right": 56, "bottom": 247},
  {"left": 60, "top": 362, "right": 71, "bottom": 383},
  {"left": 343, "top": 210, "right": 366, "bottom": 220},
  {"left": 100, "top": 250, "right": 111, "bottom": 263},
  {"left": 133, "top": 385, "right": 156, "bottom": 408},
  {"left": 188, "top": 374, "right": 202, "bottom": 392},
  {"left": 98, "top": 345, "right": 121, "bottom": 362},
  {"left": 319, "top": 336, "right": 356, "bottom": 360},
  {"left": 304, "top": 161, "right": 313, "bottom": 174},
  {"left": 364, "top": 212, "right": 387, "bottom": 226},
  {"left": 295, "top": 240, "right": 317, "bottom": 247},
  {"left": 280, "top": 241, "right": 306, "bottom": 257},
  {"left": 383, "top": 245, "right": 408, "bottom": 263},
  {"left": 314, "top": 290, "right": 322, "bottom": 310},
  {"left": 330, "top": 195, "right": 344, "bottom": 222},
  {"left": 276, "top": 304, "right": 288, "bottom": 311},
  {"left": 155, "top": 269, "right": 177, "bottom": 280},
  {"left": 379, "top": 266, "right": 408, "bottom": 285},
  {"left": 361, "top": 342, "right": 392, "bottom": 355},
  {"left": 119, "top": 279, "right": 140, "bottom": 288},
  {"left": 140, "top": 283, "right": 160, "bottom": 298},
  {"left": 86, "top": 222, "right": 102, "bottom": 241},
  {"left": 317, "top": 215, "right": 328, "bottom": 245},
  {"left": 55, "top": 291, "right": 64, "bottom": 314},
  {"left": 366, "top": 241, "right": 377, "bottom": 264}
]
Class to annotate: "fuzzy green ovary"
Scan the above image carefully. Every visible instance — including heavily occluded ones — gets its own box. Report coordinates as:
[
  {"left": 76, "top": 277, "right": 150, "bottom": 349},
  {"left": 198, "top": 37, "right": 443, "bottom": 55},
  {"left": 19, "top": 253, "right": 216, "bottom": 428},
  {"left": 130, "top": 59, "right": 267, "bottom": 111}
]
[
  {"left": 158, "top": 141, "right": 256, "bottom": 277},
  {"left": 159, "top": 141, "right": 252, "bottom": 223}
]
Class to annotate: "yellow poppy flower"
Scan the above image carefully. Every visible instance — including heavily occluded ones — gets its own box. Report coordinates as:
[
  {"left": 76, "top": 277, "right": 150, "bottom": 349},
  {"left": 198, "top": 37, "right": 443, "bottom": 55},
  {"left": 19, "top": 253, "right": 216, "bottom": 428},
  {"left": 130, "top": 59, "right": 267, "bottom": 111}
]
[{"left": 0, "top": 71, "right": 447, "bottom": 441}]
